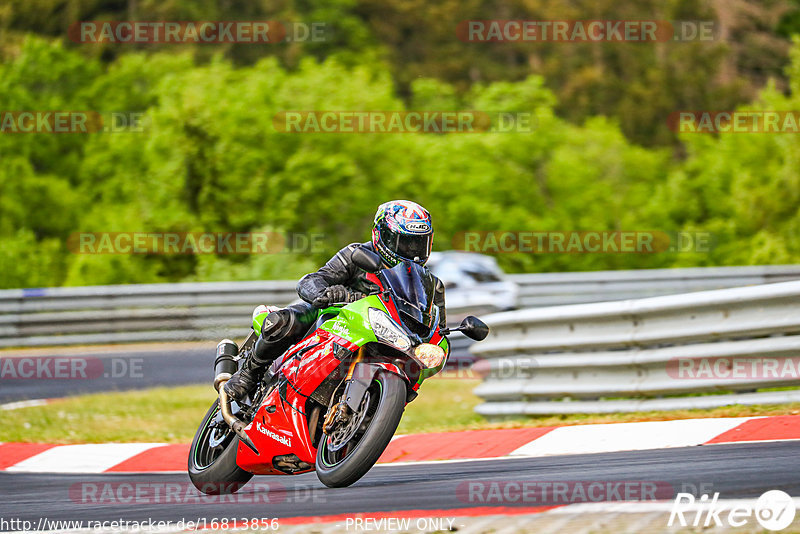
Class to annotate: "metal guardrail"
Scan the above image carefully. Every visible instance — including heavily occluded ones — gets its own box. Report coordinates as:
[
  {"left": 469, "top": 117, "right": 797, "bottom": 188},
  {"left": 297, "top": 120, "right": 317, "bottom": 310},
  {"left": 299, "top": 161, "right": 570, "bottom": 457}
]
[
  {"left": 4, "top": 266, "right": 800, "bottom": 412},
  {"left": 508, "top": 264, "right": 800, "bottom": 307},
  {"left": 471, "top": 280, "right": 800, "bottom": 415},
  {"left": 2, "top": 264, "right": 799, "bottom": 350},
  {"left": 0, "top": 281, "right": 475, "bottom": 364},
  {"left": 0, "top": 281, "right": 298, "bottom": 347}
]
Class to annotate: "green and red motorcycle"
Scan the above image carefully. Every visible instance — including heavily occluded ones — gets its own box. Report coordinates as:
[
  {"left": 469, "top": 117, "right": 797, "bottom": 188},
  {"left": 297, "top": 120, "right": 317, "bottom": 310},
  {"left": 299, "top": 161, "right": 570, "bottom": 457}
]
[{"left": 189, "top": 247, "right": 489, "bottom": 492}]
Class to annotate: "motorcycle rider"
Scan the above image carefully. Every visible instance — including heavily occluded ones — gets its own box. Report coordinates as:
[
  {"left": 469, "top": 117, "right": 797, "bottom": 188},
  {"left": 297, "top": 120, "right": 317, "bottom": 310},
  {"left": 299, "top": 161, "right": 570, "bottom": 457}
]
[{"left": 224, "top": 200, "right": 446, "bottom": 401}]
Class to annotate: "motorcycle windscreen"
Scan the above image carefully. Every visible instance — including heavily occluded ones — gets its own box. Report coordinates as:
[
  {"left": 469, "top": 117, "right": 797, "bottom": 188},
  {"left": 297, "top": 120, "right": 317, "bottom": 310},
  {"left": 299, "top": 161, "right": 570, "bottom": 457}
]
[{"left": 380, "top": 261, "right": 438, "bottom": 337}]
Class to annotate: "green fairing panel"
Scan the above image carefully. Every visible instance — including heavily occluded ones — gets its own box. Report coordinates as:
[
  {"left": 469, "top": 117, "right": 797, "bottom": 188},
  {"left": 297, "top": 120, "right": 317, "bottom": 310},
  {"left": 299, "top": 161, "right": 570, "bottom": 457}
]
[{"left": 318, "top": 295, "right": 387, "bottom": 346}]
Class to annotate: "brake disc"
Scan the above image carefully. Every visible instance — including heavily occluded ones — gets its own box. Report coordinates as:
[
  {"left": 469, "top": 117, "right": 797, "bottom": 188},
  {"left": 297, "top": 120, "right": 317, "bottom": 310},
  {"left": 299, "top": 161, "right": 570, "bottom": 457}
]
[
  {"left": 208, "top": 425, "right": 229, "bottom": 448},
  {"left": 327, "top": 391, "right": 371, "bottom": 452}
]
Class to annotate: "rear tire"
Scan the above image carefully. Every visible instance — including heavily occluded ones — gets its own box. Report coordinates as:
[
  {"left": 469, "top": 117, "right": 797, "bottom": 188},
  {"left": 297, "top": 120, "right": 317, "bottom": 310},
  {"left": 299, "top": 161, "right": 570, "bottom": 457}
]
[
  {"left": 315, "top": 371, "right": 406, "bottom": 488},
  {"left": 188, "top": 400, "right": 253, "bottom": 495}
]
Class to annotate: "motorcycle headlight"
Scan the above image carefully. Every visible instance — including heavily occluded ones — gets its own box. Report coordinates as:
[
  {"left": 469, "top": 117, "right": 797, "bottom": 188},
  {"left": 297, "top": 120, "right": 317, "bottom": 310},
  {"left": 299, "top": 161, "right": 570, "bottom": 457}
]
[
  {"left": 414, "top": 343, "right": 446, "bottom": 369},
  {"left": 368, "top": 308, "right": 411, "bottom": 351}
]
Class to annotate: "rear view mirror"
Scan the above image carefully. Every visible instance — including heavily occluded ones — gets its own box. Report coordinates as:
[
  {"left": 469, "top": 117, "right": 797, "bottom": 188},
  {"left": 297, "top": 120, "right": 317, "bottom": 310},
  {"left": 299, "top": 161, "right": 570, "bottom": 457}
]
[
  {"left": 459, "top": 316, "right": 489, "bottom": 341},
  {"left": 352, "top": 247, "right": 383, "bottom": 273}
]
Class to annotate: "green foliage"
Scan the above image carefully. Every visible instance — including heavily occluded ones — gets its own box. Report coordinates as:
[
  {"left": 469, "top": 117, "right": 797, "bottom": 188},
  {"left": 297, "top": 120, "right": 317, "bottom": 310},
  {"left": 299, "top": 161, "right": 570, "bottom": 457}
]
[
  {"left": 0, "top": 229, "right": 64, "bottom": 288},
  {"left": 1, "top": 36, "right": 800, "bottom": 289},
  {"left": 655, "top": 62, "right": 800, "bottom": 266},
  {"left": 1, "top": 0, "right": 797, "bottom": 147}
]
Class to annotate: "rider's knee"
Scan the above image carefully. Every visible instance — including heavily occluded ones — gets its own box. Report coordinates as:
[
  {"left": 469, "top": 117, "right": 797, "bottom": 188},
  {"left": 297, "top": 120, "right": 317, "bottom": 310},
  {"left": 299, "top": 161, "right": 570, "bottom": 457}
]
[
  {"left": 261, "top": 309, "right": 292, "bottom": 340},
  {"left": 261, "top": 306, "right": 313, "bottom": 341}
]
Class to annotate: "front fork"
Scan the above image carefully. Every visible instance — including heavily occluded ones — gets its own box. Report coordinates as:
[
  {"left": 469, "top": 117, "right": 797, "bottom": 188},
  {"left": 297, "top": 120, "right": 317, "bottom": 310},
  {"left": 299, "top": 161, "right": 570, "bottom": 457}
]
[{"left": 322, "top": 346, "right": 366, "bottom": 434}]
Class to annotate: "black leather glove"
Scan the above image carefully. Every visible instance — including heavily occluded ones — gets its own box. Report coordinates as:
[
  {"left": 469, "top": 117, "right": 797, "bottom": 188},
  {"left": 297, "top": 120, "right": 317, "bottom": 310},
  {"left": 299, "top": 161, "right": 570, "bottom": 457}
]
[
  {"left": 312, "top": 285, "right": 350, "bottom": 308},
  {"left": 347, "top": 291, "right": 365, "bottom": 303},
  {"left": 313, "top": 286, "right": 367, "bottom": 307}
]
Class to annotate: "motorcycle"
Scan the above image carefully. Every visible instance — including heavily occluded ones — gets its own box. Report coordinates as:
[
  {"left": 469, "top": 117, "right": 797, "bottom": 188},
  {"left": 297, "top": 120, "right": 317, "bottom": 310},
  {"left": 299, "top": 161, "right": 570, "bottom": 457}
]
[{"left": 188, "top": 247, "right": 489, "bottom": 492}]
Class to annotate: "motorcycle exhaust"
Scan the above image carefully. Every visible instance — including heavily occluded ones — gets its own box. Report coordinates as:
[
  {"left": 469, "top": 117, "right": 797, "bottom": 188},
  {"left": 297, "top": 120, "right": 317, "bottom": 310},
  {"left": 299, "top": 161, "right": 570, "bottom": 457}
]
[
  {"left": 213, "top": 339, "right": 238, "bottom": 392},
  {"left": 214, "top": 340, "right": 259, "bottom": 455},
  {"left": 218, "top": 384, "right": 259, "bottom": 456}
]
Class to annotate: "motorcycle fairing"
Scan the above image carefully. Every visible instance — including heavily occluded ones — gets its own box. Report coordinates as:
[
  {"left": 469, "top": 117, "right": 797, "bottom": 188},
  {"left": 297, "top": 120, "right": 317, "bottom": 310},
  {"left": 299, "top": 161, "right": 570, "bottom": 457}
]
[
  {"left": 235, "top": 328, "right": 354, "bottom": 473},
  {"left": 234, "top": 264, "right": 444, "bottom": 476}
]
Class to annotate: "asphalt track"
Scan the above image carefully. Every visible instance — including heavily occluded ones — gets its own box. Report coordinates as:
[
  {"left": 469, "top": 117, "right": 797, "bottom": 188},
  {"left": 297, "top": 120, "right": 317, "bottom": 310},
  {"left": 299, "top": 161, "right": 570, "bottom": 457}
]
[
  {"left": 0, "top": 346, "right": 213, "bottom": 403},
  {"left": 1, "top": 442, "right": 798, "bottom": 525}
]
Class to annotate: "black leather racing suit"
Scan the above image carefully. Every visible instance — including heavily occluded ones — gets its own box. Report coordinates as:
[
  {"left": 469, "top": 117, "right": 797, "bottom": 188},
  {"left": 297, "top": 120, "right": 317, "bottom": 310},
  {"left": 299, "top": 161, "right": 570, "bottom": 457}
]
[
  {"left": 224, "top": 241, "right": 446, "bottom": 400},
  {"left": 294, "top": 241, "right": 447, "bottom": 333}
]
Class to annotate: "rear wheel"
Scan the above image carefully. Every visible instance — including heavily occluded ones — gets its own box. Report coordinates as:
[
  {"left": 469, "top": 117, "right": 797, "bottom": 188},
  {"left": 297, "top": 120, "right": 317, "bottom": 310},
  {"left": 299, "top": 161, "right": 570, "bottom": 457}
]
[
  {"left": 188, "top": 400, "right": 252, "bottom": 494},
  {"left": 315, "top": 371, "right": 406, "bottom": 488}
]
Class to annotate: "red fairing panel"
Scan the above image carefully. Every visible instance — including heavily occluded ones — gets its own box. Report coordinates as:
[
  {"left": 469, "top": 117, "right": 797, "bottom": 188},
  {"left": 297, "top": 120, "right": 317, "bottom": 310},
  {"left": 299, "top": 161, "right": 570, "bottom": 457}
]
[
  {"left": 366, "top": 271, "right": 404, "bottom": 325},
  {"left": 237, "top": 388, "right": 299, "bottom": 475},
  {"left": 236, "top": 330, "right": 352, "bottom": 473}
]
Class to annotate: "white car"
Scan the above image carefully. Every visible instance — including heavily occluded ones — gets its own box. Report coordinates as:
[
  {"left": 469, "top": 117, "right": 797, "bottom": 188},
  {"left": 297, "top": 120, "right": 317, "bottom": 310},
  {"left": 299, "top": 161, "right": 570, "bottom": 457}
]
[{"left": 427, "top": 251, "right": 519, "bottom": 317}]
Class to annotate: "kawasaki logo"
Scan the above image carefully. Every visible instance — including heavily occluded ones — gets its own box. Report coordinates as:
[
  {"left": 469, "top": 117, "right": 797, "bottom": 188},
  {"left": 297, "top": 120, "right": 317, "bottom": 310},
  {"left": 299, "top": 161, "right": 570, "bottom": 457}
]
[{"left": 256, "top": 422, "right": 292, "bottom": 447}]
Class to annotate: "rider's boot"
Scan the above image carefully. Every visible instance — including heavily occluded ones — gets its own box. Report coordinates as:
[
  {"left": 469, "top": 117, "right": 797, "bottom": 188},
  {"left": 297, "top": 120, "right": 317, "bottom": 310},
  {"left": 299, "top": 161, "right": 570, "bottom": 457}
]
[{"left": 224, "top": 310, "right": 293, "bottom": 401}]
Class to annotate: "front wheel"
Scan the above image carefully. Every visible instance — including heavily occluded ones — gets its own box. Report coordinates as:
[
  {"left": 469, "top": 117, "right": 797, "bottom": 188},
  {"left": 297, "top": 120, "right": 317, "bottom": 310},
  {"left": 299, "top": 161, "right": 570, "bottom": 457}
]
[
  {"left": 316, "top": 371, "right": 406, "bottom": 488},
  {"left": 188, "top": 400, "right": 253, "bottom": 495}
]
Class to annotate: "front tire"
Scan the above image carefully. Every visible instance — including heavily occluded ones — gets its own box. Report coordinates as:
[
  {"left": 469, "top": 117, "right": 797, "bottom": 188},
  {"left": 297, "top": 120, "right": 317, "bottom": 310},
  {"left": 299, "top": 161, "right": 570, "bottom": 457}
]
[
  {"left": 188, "top": 400, "right": 253, "bottom": 495},
  {"left": 315, "top": 371, "right": 406, "bottom": 488}
]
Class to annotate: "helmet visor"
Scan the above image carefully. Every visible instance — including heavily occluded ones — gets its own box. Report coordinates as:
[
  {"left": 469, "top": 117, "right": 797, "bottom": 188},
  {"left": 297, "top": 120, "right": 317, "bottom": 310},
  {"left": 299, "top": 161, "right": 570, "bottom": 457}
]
[{"left": 379, "top": 224, "right": 432, "bottom": 263}]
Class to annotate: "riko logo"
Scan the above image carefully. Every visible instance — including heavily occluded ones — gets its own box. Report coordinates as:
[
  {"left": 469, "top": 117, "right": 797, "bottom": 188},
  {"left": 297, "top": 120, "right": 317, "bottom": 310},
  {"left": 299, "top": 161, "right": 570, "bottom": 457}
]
[
  {"left": 255, "top": 423, "right": 292, "bottom": 448},
  {"left": 669, "top": 490, "right": 796, "bottom": 530}
]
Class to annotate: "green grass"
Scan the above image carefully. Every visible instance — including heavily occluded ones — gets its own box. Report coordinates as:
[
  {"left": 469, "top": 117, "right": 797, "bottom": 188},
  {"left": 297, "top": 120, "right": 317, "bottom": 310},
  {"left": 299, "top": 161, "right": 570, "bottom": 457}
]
[
  {"left": 2, "top": 378, "right": 800, "bottom": 443},
  {"left": 0, "top": 385, "right": 218, "bottom": 443}
]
